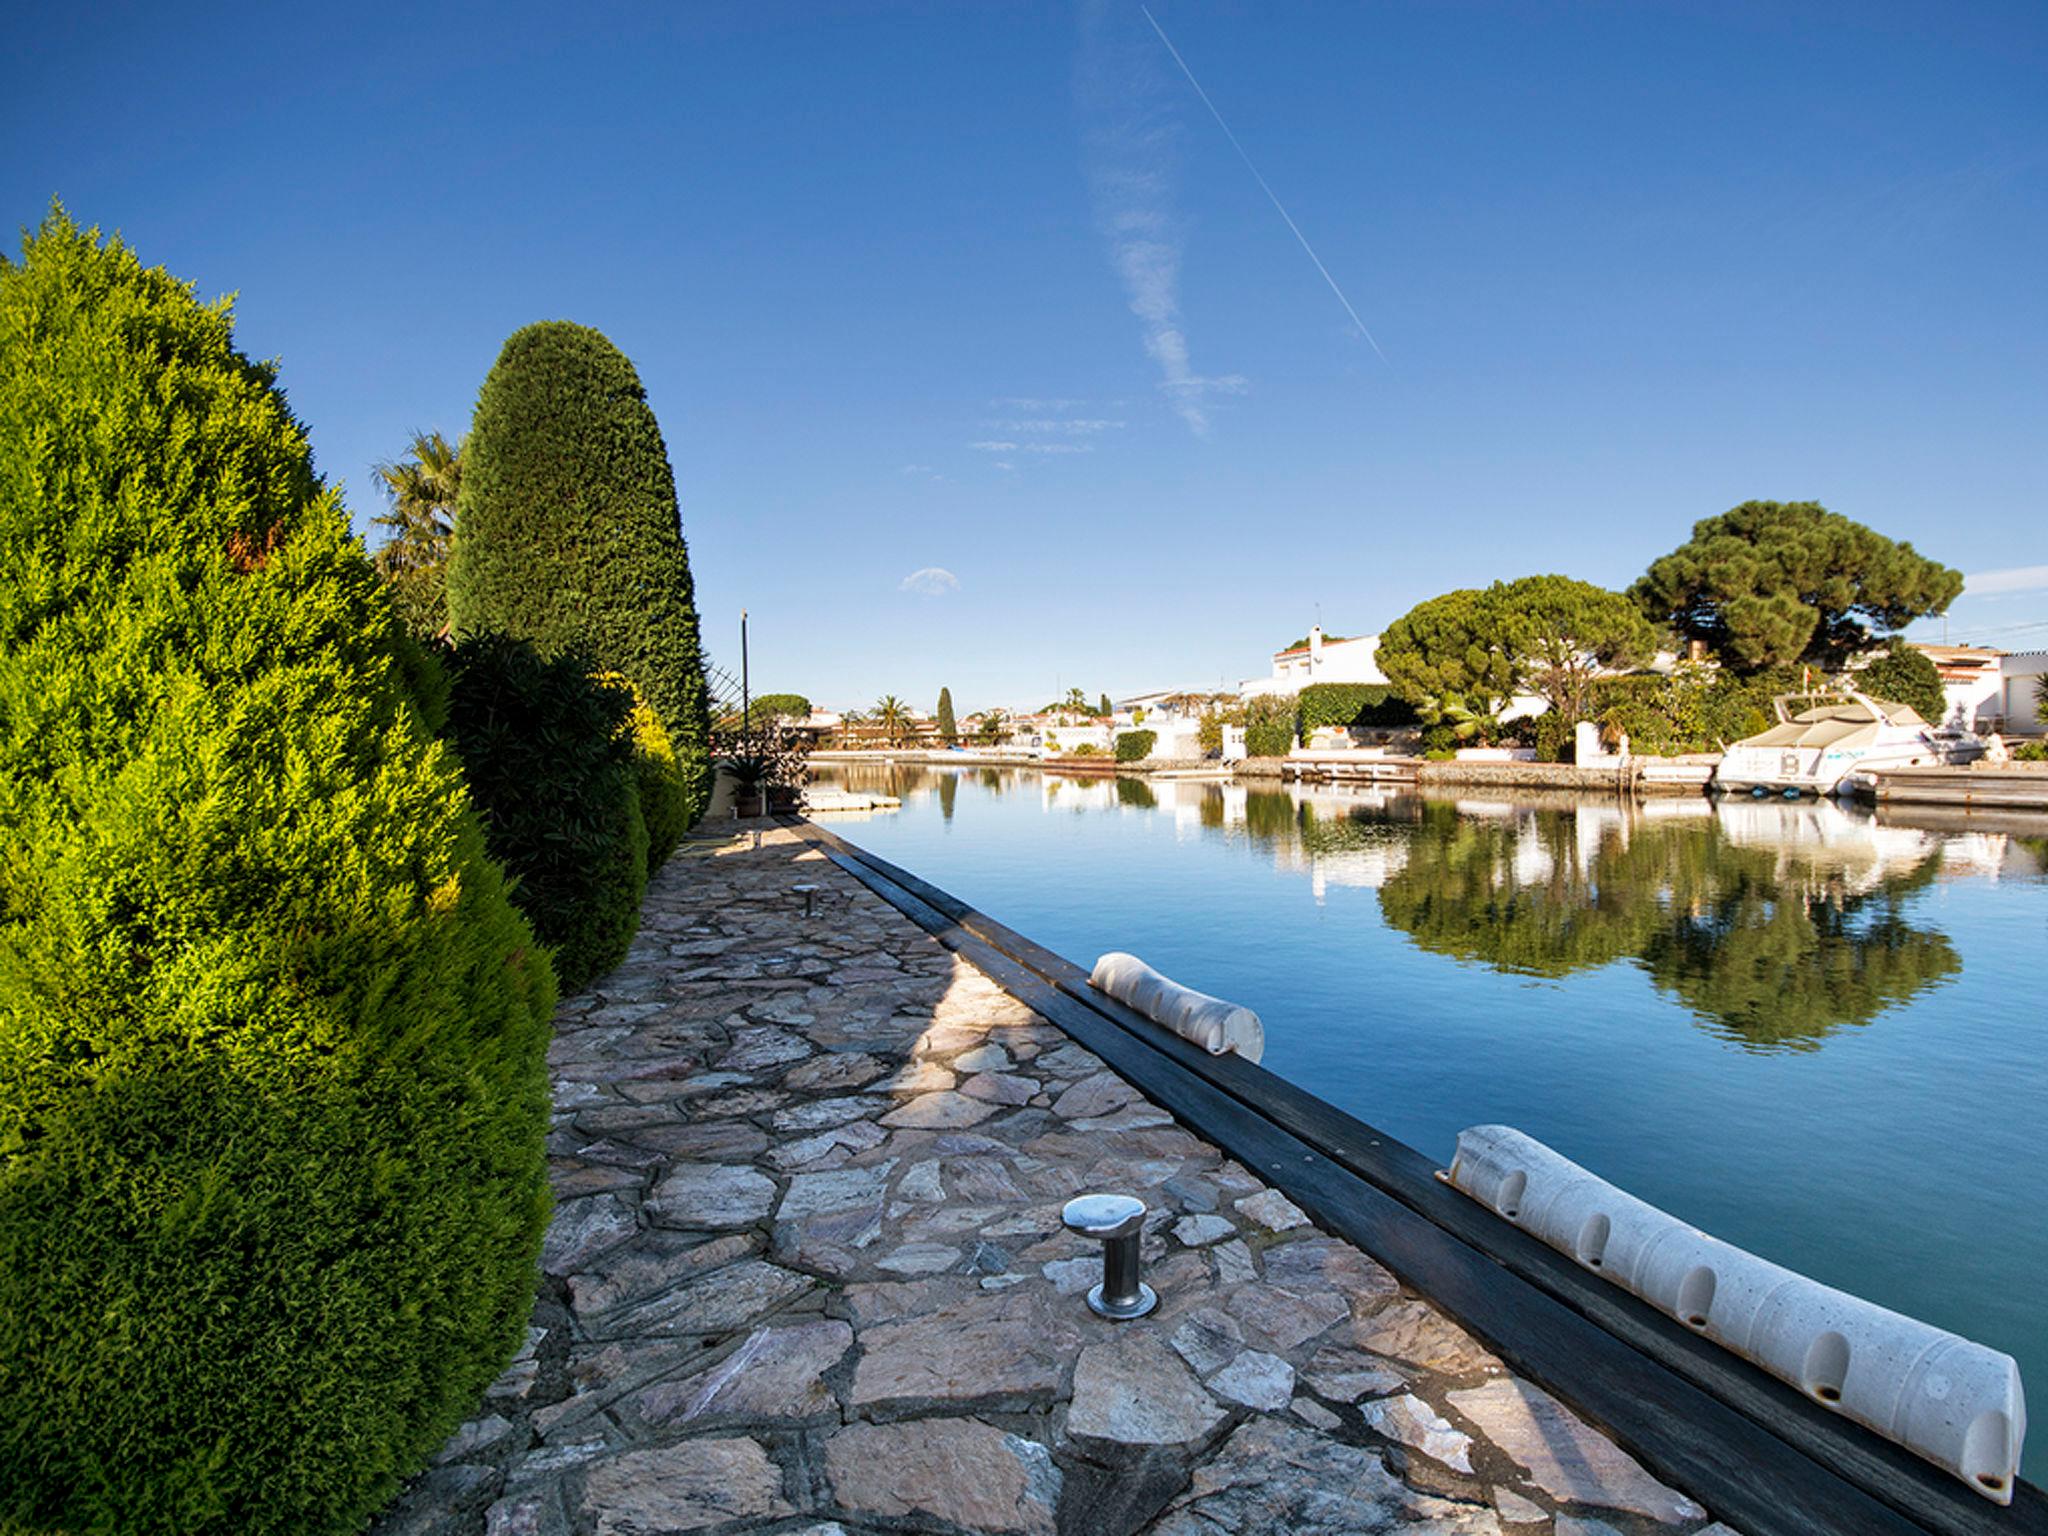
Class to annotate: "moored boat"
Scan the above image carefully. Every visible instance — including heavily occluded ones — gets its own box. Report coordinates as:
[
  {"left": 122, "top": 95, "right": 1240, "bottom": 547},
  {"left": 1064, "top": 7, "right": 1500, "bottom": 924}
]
[{"left": 1710, "top": 690, "right": 1984, "bottom": 798}]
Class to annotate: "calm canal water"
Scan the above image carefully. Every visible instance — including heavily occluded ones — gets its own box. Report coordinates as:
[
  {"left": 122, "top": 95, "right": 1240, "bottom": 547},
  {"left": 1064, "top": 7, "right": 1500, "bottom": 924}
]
[{"left": 813, "top": 762, "right": 2048, "bottom": 1476}]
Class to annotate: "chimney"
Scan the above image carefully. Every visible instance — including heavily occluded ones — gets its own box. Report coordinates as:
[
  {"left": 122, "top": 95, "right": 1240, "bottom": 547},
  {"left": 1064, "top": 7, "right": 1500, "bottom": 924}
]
[{"left": 1309, "top": 624, "right": 1325, "bottom": 660}]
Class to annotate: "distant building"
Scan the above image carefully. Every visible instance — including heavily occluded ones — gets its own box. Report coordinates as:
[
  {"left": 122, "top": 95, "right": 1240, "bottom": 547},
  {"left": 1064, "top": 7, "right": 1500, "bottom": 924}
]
[
  {"left": 1909, "top": 644, "right": 2048, "bottom": 736},
  {"left": 1242, "top": 625, "right": 1387, "bottom": 700}
]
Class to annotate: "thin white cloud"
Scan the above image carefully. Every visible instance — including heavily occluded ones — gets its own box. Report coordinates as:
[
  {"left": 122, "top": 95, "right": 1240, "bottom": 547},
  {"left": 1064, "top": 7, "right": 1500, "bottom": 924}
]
[
  {"left": 1077, "top": 3, "right": 1243, "bottom": 435},
  {"left": 983, "top": 418, "right": 1126, "bottom": 434},
  {"left": 993, "top": 396, "right": 1088, "bottom": 411},
  {"left": 1966, "top": 564, "right": 2048, "bottom": 596},
  {"left": 993, "top": 461, "right": 1016, "bottom": 472},
  {"left": 899, "top": 463, "right": 936, "bottom": 475},
  {"left": 970, "top": 439, "right": 1093, "bottom": 456},
  {"left": 899, "top": 567, "right": 960, "bottom": 595}
]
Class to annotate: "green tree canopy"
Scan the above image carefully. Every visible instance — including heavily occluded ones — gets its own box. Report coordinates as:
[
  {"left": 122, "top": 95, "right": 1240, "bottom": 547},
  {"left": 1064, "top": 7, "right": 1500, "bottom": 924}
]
[
  {"left": 1377, "top": 588, "right": 1521, "bottom": 725},
  {"left": 1098, "top": 691, "right": 1113, "bottom": 718},
  {"left": 448, "top": 320, "right": 710, "bottom": 821},
  {"left": 1494, "top": 574, "right": 1659, "bottom": 725},
  {"left": 936, "top": 686, "right": 957, "bottom": 743},
  {"left": 369, "top": 429, "right": 460, "bottom": 638},
  {"left": 0, "top": 210, "right": 552, "bottom": 1533},
  {"left": 1631, "top": 501, "right": 1962, "bottom": 672},
  {"left": 749, "top": 691, "right": 810, "bottom": 725},
  {"left": 1852, "top": 640, "right": 1947, "bottom": 724}
]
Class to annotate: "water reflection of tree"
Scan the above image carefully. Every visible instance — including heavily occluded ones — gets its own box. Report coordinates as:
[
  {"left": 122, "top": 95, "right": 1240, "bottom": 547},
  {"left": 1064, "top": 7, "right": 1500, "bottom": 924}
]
[
  {"left": 1244, "top": 789, "right": 1297, "bottom": 840},
  {"left": 1637, "top": 855, "right": 1956, "bottom": 1051},
  {"left": 937, "top": 773, "right": 957, "bottom": 821},
  {"left": 1367, "top": 804, "right": 1959, "bottom": 1050},
  {"left": 1114, "top": 776, "right": 1158, "bottom": 810},
  {"left": 1376, "top": 803, "right": 1657, "bottom": 977}
]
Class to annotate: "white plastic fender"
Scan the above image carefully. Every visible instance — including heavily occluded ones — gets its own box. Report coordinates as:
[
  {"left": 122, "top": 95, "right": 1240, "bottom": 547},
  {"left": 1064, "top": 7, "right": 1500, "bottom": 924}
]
[
  {"left": 1446, "top": 1124, "right": 2026, "bottom": 1503},
  {"left": 1088, "top": 952, "right": 1265, "bottom": 1064}
]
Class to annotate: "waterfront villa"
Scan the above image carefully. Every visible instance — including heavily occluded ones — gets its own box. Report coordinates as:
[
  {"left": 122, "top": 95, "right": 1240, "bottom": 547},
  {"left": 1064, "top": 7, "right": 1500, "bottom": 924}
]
[
  {"left": 1241, "top": 624, "right": 1388, "bottom": 699},
  {"left": 1910, "top": 643, "right": 2048, "bottom": 735}
]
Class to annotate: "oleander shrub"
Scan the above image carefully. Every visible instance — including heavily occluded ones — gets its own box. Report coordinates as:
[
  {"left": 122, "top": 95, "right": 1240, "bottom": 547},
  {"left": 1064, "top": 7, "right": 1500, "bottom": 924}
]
[
  {"left": 1591, "top": 667, "right": 1782, "bottom": 756},
  {"left": 1297, "top": 682, "right": 1419, "bottom": 734},
  {"left": 1114, "top": 729, "right": 1157, "bottom": 763},
  {"left": 0, "top": 210, "right": 555, "bottom": 1535},
  {"left": 448, "top": 321, "right": 711, "bottom": 826},
  {"left": 600, "top": 672, "right": 688, "bottom": 871},
  {"left": 1852, "top": 640, "right": 1947, "bottom": 724},
  {"left": 1243, "top": 695, "right": 1297, "bottom": 758},
  {"left": 442, "top": 635, "right": 647, "bottom": 992}
]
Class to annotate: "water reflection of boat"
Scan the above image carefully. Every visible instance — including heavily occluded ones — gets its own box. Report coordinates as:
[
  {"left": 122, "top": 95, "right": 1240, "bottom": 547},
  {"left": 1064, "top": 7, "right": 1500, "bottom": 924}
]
[
  {"left": 1712, "top": 691, "right": 1984, "bottom": 798},
  {"left": 1711, "top": 796, "right": 1941, "bottom": 896}
]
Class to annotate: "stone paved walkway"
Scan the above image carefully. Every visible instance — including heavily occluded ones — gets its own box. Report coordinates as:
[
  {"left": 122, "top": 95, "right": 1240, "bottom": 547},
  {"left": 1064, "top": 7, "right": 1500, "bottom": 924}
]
[{"left": 371, "top": 826, "right": 1743, "bottom": 1536}]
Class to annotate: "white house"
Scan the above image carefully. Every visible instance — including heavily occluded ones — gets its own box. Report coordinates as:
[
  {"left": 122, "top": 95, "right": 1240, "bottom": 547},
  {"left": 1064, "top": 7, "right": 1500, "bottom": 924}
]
[
  {"left": 1909, "top": 645, "right": 2048, "bottom": 736},
  {"left": 1241, "top": 625, "right": 1387, "bottom": 700}
]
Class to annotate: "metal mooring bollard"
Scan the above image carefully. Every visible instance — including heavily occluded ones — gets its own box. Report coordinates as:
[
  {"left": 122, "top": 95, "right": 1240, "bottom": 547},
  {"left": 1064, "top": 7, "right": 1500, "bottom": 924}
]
[
  {"left": 793, "top": 883, "right": 819, "bottom": 918},
  {"left": 1061, "top": 1193, "right": 1156, "bottom": 1319}
]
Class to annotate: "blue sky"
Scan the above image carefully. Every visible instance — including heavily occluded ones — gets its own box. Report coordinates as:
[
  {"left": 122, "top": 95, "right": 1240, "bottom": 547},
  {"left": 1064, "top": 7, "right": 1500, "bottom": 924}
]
[{"left": 7, "top": 1, "right": 2044, "bottom": 711}]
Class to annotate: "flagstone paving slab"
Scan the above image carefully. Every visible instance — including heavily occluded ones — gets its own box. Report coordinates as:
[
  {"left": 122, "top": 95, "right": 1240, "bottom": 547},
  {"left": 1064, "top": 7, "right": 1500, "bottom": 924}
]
[{"left": 369, "top": 824, "right": 1735, "bottom": 1536}]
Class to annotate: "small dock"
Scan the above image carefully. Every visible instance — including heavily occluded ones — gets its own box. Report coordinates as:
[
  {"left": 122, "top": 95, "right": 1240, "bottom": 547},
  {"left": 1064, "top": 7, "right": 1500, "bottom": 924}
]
[
  {"left": 802, "top": 788, "right": 901, "bottom": 814},
  {"left": 1860, "top": 766, "right": 2048, "bottom": 812},
  {"left": 1279, "top": 752, "right": 1420, "bottom": 785}
]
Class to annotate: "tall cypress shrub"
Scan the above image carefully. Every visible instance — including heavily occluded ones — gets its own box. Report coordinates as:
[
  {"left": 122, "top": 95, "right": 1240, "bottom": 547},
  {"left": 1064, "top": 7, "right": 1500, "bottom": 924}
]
[
  {"left": 447, "top": 321, "right": 711, "bottom": 823},
  {"left": 0, "top": 211, "right": 555, "bottom": 1534},
  {"left": 935, "top": 686, "right": 957, "bottom": 744}
]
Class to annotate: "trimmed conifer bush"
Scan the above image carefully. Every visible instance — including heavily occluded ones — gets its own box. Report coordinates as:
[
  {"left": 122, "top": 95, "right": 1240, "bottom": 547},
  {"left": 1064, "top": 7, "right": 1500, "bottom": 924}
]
[
  {"left": 0, "top": 211, "right": 555, "bottom": 1534},
  {"left": 448, "top": 321, "right": 711, "bottom": 825},
  {"left": 601, "top": 671, "right": 689, "bottom": 871},
  {"left": 442, "top": 636, "right": 648, "bottom": 991}
]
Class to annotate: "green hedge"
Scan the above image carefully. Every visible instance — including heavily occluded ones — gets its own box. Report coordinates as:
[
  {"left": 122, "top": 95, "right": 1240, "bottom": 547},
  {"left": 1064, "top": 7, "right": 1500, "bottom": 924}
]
[
  {"left": 0, "top": 210, "right": 554, "bottom": 1535},
  {"left": 449, "top": 321, "right": 711, "bottom": 826},
  {"left": 1114, "top": 729, "right": 1157, "bottom": 762},
  {"left": 443, "top": 636, "right": 647, "bottom": 993},
  {"left": 1297, "top": 682, "right": 1419, "bottom": 732}
]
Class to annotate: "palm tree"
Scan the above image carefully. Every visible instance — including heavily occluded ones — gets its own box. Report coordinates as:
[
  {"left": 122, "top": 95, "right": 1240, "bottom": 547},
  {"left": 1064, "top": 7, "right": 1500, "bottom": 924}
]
[
  {"left": 370, "top": 429, "right": 462, "bottom": 637},
  {"left": 872, "top": 694, "right": 911, "bottom": 746}
]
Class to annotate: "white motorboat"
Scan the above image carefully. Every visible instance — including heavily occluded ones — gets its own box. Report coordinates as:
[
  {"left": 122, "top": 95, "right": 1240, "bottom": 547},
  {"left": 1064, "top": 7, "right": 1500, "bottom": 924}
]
[{"left": 1710, "top": 691, "right": 1984, "bottom": 798}]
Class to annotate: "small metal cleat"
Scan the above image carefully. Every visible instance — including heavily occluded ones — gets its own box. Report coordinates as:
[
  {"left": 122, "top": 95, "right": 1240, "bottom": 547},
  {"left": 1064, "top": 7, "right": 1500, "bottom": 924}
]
[{"left": 1061, "top": 1193, "right": 1156, "bottom": 1320}]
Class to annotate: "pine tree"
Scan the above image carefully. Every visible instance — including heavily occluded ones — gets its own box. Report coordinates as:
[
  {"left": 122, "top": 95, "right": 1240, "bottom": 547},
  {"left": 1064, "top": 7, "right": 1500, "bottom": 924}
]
[
  {"left": 448, "top": 321, "right": 711, "bottom": 823},
  {"left": 1633, "top": 501, "right": 1962, "bottom": 672}
]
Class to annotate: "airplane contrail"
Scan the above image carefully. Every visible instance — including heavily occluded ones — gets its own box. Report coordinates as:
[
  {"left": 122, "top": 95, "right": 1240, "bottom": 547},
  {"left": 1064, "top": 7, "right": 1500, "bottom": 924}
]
[{"left": 1140, "top": 6, "right": 1390, "bottom": 365}]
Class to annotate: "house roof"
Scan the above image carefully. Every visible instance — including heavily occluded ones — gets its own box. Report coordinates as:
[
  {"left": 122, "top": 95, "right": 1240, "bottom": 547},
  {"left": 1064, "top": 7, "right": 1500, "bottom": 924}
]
[{"left": 1909, "top": 642, "right": 2006, "bottom": 681}]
